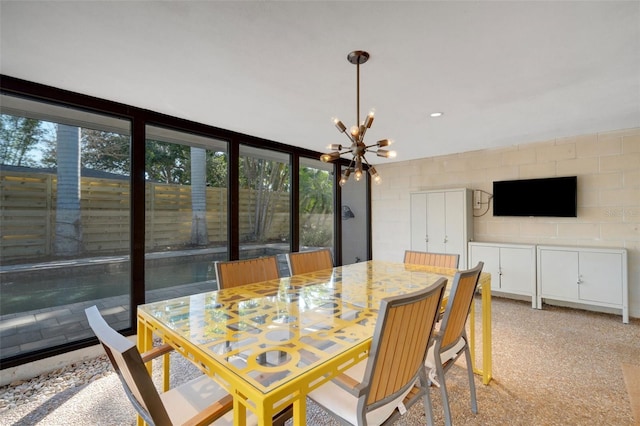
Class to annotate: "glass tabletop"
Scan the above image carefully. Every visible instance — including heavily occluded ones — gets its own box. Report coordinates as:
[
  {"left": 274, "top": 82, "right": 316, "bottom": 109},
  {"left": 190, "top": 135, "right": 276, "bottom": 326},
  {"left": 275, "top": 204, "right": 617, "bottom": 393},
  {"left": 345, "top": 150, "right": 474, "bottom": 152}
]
[{"left": 138, "top": 260, "right": 455, "bottom": 394}]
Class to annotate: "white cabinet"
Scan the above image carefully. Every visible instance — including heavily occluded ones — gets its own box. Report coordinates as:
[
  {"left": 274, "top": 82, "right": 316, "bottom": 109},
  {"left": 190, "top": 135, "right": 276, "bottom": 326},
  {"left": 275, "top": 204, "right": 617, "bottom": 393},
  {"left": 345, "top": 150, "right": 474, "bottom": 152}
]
[
  {"left": 537, "top": 245, "right": 628, "bottom": 323},
  {"left": 468, "top": 242, "right": 537, "bottom": 307},
  {"left": 410, "top": 188, "right": 473, "bottom": 268}
]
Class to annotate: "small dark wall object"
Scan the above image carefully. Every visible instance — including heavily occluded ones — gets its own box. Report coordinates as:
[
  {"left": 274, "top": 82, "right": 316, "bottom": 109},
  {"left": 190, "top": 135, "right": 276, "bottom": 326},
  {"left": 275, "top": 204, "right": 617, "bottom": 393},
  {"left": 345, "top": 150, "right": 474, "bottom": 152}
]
[{"left": 342, "top": 205, "right": 355, "bottom": 220}]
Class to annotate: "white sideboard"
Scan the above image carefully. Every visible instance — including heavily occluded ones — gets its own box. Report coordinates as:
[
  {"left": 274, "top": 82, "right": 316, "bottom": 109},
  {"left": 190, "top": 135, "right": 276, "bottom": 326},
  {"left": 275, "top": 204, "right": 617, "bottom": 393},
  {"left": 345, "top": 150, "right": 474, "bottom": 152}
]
[
  {"left": 536, "top": 245, "right": 628, "bottom": 323},
  {"left": 468, "top": 242, "right": 537, "bottom": 308},
  {"left": 410, "top": 188, "right": 473, "bottom": 268}
]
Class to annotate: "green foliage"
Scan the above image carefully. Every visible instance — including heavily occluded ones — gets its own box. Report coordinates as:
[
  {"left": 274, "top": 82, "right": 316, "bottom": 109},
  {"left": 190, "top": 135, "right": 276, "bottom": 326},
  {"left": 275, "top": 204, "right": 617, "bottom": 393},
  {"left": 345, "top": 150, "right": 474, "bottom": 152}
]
[
  {"left": 301, "top": 225, "right": 332, "bottom": 247},
  {"left": 241, "top": 156, "right": 290, "bottom": 242},
  {"left": 299, "top": 166, "right": 333, "bottom": 247},
  {"left": 299, "top": 167, "right": 332, "bottom": 215},
  {"left": 82, "top": 129, "right": 131, "bottom": 174},
  {"left": 0, "top": 114, "right": 52, "bottom": 166},
  {"left": 206, "top": 152, "right": 228, "bottom": 187},
  {"left": 145, "top": 139, "right": 190, "bottom": 183}
]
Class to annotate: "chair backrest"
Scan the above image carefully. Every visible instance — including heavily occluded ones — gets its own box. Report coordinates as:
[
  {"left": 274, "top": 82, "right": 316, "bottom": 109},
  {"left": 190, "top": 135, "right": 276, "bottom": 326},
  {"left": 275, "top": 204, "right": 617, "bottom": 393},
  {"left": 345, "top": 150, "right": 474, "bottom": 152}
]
[
  {"left": 404, "top": 250, "right": 460, "bottom": 269},
  {"left": 286, "top": 249, "right": 333, "bottom": 276},
  {"left": 361, "top": 278, "right": 447, "bottom": 416},
  {"left": 85, "top": 305, "right": 171, "bottom": 425},
  {"left": 214, "top": 256, "right": 280, "bottom": 289},
  {"left": 439, "top": 262, "right": 484, "bottom": 350}
]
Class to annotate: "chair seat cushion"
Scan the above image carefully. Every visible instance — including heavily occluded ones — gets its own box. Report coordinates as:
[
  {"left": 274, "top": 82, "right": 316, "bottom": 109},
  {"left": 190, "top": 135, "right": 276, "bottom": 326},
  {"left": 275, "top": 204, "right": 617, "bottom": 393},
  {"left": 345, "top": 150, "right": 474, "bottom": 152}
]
[
  {"left": 308, "top": 360, "right": 413, "bottom": 426},
  {"left": 425, "top": 336, "right": 466, "bottom": 369},
  {"left": 161, "top": 375, "right": 257, "bottom": 425}
]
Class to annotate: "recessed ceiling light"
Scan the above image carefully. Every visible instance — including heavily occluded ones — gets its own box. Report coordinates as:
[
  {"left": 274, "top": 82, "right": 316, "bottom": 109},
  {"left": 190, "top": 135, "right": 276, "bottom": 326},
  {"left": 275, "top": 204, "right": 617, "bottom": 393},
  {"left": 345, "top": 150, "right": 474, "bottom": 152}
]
[{"left": 430, "top": 112, "right": 444, "bottom": 118}]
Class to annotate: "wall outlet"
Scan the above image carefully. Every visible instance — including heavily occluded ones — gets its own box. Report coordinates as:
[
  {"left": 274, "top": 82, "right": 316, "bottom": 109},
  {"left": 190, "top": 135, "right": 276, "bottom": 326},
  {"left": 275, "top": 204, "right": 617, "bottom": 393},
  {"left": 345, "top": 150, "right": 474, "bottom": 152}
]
[{"left": 474, "top": 190, "right": 482, "bottom": 209}]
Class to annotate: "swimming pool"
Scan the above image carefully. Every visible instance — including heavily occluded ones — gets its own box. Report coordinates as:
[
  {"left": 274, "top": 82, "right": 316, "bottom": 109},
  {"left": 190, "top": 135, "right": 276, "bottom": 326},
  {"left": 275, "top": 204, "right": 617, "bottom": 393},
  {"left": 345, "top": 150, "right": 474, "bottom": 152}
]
[{"left": 0, "top": 259, "right": 218, "bottom": 316}]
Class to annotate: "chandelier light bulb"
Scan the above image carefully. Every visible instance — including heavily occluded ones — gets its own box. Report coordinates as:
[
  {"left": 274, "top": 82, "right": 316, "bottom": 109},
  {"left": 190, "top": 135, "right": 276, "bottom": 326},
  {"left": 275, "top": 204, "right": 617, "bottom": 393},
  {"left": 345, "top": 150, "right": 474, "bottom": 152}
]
[
  {"left": 321, "top": 151, "right": 341, "bottom": 162},
  {"left": 339, "top": 169, "right": 351, "bottom": 186},
  {"left": 376, "top": 149, "right": 397, "bottom": 159},
  {"left": 369, "top": 166, "right": 382, "bottom": 185},
  {"left": 364, "top": 110, "right": 375, "bottom": 128},
  {"left": 319, "top": 51, "right": 397, "bottom": 185}
]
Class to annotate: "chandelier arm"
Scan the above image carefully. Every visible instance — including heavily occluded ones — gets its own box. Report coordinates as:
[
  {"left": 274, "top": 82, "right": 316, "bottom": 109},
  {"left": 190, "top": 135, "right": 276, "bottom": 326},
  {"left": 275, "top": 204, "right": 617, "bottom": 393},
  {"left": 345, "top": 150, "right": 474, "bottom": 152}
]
[
  {"left": 342, "top": 131, "right": 356, "bottom": 145},
  {"left": 359, "top": 125, "right": 368, "bottom": 142},
  {"left": 346, "top": 156, "right": 356, "bottom": 171}
]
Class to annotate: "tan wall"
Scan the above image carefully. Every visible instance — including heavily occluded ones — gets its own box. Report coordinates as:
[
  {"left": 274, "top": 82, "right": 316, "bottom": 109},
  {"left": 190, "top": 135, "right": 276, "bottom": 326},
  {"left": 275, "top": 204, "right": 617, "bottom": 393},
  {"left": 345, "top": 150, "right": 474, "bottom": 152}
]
[{"left": 372, "top": 127, "right": 640, "bottom": 317}]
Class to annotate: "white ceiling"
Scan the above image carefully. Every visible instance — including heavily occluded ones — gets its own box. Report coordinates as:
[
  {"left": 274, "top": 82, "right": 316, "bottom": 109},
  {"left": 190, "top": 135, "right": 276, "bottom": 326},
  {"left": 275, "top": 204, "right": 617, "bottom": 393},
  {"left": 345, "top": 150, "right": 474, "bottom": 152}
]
[{"left": 1, "top": 1, "right": 639, "bottom": 163}]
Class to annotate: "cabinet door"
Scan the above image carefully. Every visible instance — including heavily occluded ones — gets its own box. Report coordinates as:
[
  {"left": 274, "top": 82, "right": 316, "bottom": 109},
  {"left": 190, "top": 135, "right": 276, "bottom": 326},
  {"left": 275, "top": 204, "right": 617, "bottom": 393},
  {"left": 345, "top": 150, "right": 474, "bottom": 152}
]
[
  {"left": 444, "top": 191, "right": 465, "bottom": 257},
  {"left": 425, "top": 192, "right": 446, "bottom": 253},
  {"left": 578, "top": 252, "right": 622, "bottom": 305},
  {"left": 469, "top": 245, "right": 500, "bottom": 291},
  {"left": 500, "top": 247, "right": 535, "bottom": 296},
  {"left": 539, "top": 249, "right": 579, "bottom": 300},
  {"left": 410, "top": 193, "right": 427, "bottom": 251}
]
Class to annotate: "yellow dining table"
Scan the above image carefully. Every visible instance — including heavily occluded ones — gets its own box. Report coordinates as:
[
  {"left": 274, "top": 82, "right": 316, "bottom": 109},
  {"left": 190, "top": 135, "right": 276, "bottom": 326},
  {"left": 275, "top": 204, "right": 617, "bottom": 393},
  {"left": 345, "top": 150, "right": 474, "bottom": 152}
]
[{"left": 137, "top": 260, "right": 491, "bottom": 426}]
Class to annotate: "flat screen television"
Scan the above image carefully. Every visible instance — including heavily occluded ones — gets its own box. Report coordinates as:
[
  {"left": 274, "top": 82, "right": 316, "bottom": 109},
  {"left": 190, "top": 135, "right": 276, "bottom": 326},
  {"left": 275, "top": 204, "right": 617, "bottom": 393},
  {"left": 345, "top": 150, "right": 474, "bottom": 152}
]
[{"left": 493, "top": 176, "right": 577, "bottom": 217}]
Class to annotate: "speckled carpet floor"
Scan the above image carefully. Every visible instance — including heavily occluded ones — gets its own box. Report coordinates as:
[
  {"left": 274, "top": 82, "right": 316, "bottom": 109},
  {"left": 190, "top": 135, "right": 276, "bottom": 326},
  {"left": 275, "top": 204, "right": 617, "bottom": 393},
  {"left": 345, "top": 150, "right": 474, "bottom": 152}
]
[{"left": 1, "top": 296, "right": 638, "bottom": 425}]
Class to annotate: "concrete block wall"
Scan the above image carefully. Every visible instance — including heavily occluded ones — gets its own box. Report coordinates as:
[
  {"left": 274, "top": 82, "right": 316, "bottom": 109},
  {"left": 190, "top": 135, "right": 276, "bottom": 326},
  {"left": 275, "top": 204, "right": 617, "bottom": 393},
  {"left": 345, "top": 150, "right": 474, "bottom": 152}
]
[{"left": 371, "top": 127, "right": 640, "bottom": 318}]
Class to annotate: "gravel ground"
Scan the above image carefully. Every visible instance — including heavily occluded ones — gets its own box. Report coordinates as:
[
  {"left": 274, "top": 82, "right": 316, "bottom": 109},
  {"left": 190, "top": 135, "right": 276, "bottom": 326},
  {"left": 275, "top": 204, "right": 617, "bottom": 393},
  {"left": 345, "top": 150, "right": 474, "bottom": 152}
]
[
  {"left": 1, "top": 297, "right": 637, "bottom": 425},
  {"left": 0, "top": 355, "right": 134, "bottom": 425}
]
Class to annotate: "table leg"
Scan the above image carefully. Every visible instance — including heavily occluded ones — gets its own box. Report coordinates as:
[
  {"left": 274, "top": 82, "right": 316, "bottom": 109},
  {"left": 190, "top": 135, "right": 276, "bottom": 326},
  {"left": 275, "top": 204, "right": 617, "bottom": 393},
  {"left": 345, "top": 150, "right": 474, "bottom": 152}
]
[
  {"left": 482, "top": 281, "right": 492, "bottom": 385},
  {"left": 293, "top": 396, "right": 306, "bottom": 425},
  {"left": 234, "top": 397, "right": 247, "bottom": 426},
  {"left": 470, "top": 299, "right": 477, "bottom": 371},
  {"left": 469, "top": 278, "right": 492, "bottom": 385}
]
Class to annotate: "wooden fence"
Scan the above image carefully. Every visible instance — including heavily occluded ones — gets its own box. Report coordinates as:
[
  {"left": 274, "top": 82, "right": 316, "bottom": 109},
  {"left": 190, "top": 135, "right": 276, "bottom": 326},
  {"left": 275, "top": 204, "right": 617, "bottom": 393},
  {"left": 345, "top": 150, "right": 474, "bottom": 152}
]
[{"left": 0, "top": 170, "right": 290, "bottom": 262}]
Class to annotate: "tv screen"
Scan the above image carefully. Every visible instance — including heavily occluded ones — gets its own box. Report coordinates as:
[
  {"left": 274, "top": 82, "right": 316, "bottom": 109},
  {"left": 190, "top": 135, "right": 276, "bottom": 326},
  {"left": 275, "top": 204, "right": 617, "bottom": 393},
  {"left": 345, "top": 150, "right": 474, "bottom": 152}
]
[{"left": 493, "top": 176, "right": 577, "bottom": 217}]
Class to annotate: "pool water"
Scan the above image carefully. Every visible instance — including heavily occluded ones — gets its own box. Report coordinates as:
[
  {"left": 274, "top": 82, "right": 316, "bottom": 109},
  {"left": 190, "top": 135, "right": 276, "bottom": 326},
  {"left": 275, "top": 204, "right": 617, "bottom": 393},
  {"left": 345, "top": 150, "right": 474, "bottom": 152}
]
[{"left": 0, "top": 260, "right": 216, "bottom": 316}]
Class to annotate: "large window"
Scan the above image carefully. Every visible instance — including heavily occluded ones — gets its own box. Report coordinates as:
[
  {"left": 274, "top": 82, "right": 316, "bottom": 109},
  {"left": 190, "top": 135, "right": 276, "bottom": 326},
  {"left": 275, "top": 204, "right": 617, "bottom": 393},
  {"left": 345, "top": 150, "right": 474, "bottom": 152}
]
[
  {"left": 238, "top": 146, "right": 290, "bottom": 271},
  {"left": 0, "top": 76, "right": 371, "bottom": 368},
  {"left": 144, "top": 126, "right": 228, "bottom": 302},
  {"left": 0, "top": 94, "right": 132, "bottom": 359},
  {"left": 299, "top": 158, "right": 334, "bottom": 254}
]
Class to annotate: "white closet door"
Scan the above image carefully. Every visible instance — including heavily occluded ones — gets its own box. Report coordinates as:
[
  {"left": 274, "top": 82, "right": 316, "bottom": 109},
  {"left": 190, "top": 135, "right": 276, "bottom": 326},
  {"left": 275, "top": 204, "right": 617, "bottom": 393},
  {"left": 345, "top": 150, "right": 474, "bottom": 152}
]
[
  {"left": 426, "top": 192, "right": 446, "bottom": 253},
  {"left": 578, "top": 252, "right": 623, "bottom": 305},
  {"left": 410, "top": 193, "right": 427, "bottom": 251},
  {"left": 539, "top": 249, "right": 579, "bottom": 300},
  {"left": 444, "top": 190, "right": 464, "bottom": 256}
]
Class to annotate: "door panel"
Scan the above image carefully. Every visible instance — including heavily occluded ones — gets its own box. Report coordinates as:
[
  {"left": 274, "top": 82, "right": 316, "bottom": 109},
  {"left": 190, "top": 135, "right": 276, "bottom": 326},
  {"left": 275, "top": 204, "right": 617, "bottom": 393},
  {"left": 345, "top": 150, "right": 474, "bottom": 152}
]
[
  {"left": 500, "top": 248, "right": 535, "bottom": 295},
  {"left": 579, "top": 252, "right": 622, "bottom": 305},
  {"left": 540, "top": 250, "right": 579, "bottom": 300},
  {"left": 426, "top": 192, "right": 445, "bottom": 253}
]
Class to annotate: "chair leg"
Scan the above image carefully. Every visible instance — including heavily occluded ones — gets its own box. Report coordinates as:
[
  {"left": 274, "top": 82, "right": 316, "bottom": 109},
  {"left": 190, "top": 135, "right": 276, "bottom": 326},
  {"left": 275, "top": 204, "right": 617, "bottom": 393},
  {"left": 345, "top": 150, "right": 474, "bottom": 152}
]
[
  {"left": 420, "top": 371, "right": 435, "bottom": 426},
  {"left": 436, "top": 363, "right": 453, "bottom": 426},
  {"left": 464, "top": 345, "right": 478, "bottom": 414}
]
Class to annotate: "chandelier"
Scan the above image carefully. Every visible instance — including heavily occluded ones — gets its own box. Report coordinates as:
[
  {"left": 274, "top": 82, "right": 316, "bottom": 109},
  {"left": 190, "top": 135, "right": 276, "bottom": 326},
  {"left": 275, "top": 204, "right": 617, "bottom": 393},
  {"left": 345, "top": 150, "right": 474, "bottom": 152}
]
[{"left": 320, "top": 50, "right": 396, "bottom": 186}]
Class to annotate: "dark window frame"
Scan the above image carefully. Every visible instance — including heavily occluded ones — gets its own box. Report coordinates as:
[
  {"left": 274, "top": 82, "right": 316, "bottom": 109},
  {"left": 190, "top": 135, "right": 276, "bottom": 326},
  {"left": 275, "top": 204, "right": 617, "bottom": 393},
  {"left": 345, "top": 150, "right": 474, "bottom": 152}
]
[{"left": 0, "top": 75, "right": 371, "bottom": 368}]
